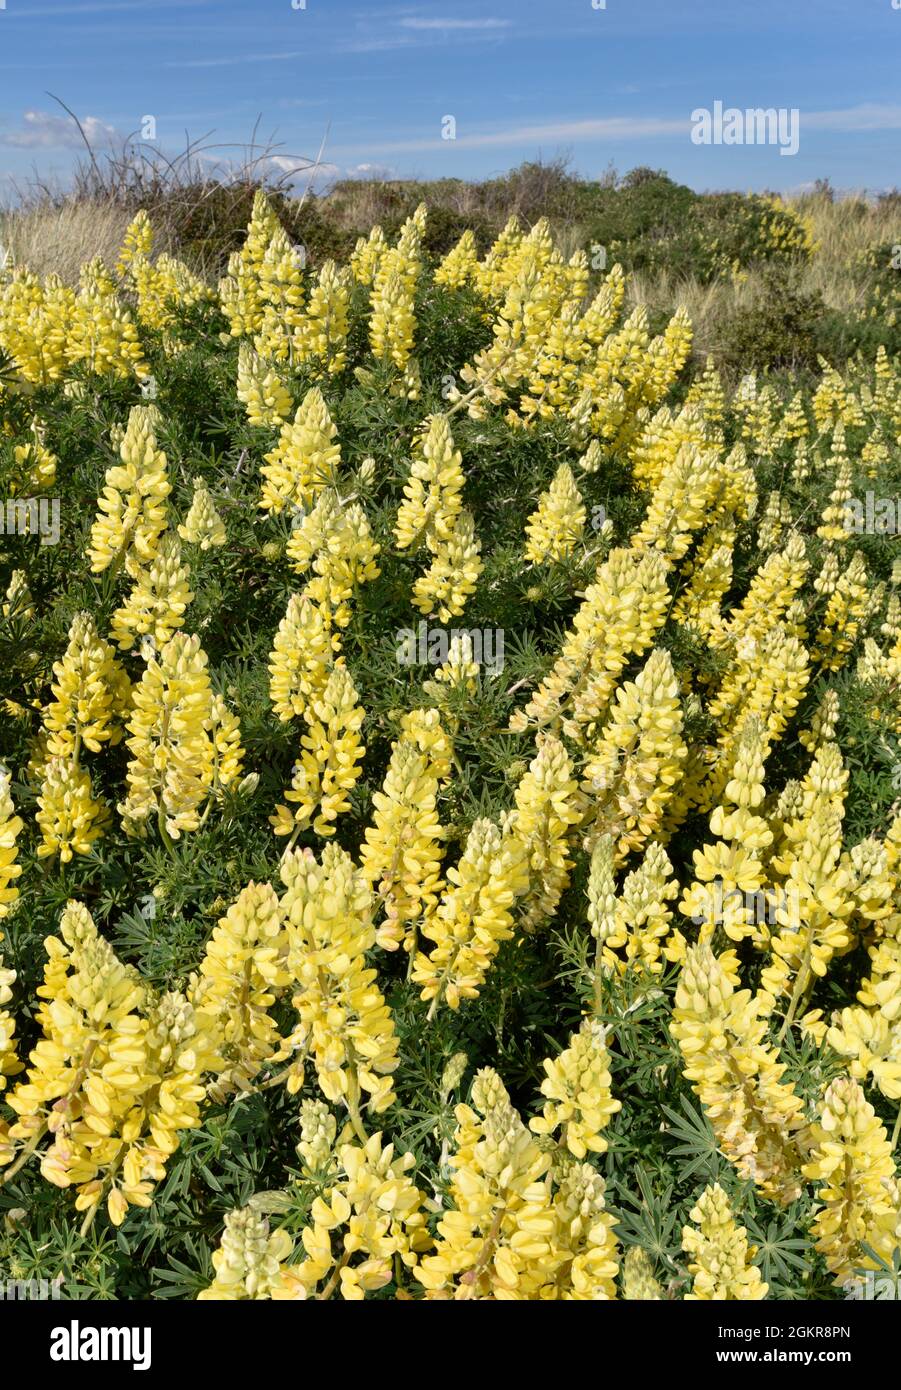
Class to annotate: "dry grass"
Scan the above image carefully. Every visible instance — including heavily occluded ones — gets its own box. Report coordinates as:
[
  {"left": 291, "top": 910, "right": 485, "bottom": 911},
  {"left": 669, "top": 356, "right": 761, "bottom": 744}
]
[
  {"left": 626, "top": 266, "right": 758, "bottom": 363},
  {"left": 0, "top": 201, "right": 140, "bottom": 282},
  {"left": 627, "top": 193, "right": 898, "bottom": 366},
  {"left": 795, "top": 192, "right": 897, "bottom": 313}
]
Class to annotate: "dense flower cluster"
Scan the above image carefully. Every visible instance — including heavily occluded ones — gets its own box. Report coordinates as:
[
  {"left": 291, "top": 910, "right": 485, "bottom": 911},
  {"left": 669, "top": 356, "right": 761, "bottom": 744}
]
[{"left": 0, "top": 193, "right": 899, "bottom": 1302}]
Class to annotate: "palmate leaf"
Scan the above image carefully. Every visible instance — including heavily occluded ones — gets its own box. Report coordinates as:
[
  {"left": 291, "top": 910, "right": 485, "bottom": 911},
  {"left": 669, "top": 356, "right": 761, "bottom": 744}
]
[
  {"left": 609, "top": 1166, "right": 682, "bottom": 1273},
  {"left": 660, "top": 1095, "right": 723, "bottom": 1182},
  {"left": 151, "top": 1236, "right": 215, "bottom": 1298},
  {"left": 742, "top": 1204, "right": 811, "bottom": 1290}
]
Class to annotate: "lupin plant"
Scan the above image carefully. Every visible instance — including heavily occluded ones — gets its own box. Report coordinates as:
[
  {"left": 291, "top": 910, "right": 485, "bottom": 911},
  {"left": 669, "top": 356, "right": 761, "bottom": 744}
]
[{"left": 0, "top": 183, "right": 898, "bottom": 1304}]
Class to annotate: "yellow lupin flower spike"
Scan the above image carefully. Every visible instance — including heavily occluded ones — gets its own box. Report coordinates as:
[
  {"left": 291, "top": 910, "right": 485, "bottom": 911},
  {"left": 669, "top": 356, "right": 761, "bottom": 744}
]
[
  {"left": 0, "top": 769, "right": 24, "bottom": 921},
  {"left": 199, "top": 1207, "right": 294, "bottom": 1301},
  {"left": 509, "top": 732, "right": 581, "bottom": 929},
  {"left": 802, "top": 1077, "right": 900, "bottom": 1283},
  {"left": 360, "top": 724, "right": 447, "bottom": 953},
  {"left": 88, "top": 404, "right": 170, "bottom": 576},
  {"left": 191, "top": 881, "right": 286, "bottom": 1102},
  {"left": 43, "top": 611, "right": 131, "bottom": 758},
  {"left": 3, "top": 570, "right": 34, "bottom": 622},
  {"left": 395, "top": 413, "right": 465, "bottom": 552},
  {"left": 267, "top": 592, "right": 335, "bottom": 722},
  {"left": 296, "top": 259, "right": 351, "bottom": 376},
  {"left": 434, "top": 229, "right": 479, "bottom": 289},
  {"left": 621, "top": 1246, "right": 663, "bottom": 1300},
  {"left": 119, "top": 632, "right": 214, "bottom": 841},
  {"left": 418, "top": 1068, "right": 619, "bottom": 1300},
  {"left": 671, "top": 943, "right": 808, "bottom": 1203},
  {"left": 412, "top": 817, "right": 529, "bottom": 1015},
  {"left": 116, "top": 210, "right": 153, "bottom": 280},
  {"left": 286, "top": 488, "right": 380, "bottom": 629},
  {"left": 524, "top": 463, "right": 586, "bottom": 563},
  {"left": 270, "top": 663, "right": 365, "bottom": 840},
  {"left": 275, "top": 1132, "right": 430, "bottom": 1300},
  {"left": 178, "top": 477, "right": 227, "bottom": 549},
  {"left": 110, "top": 531, "right": 194, "bottom": 652},
  {"left": 259, "top": 385, "right": 340, "bottom": 515},
  {"left": 582, "top": 646, "right": 687, "bottom": 861},
  {"left": 236, "top": 342, "right": 292, "bottom": 427},
  {"left": 530, "top": 1019, "right": 621, "bottom": 1158},
  {"left": 276, "top": 844, "right": 400, "bottom": 1123},
  {"left": 682, "top": 1184, "right": 768, "bottom": 1300},
  {"left": 36, "top": 756, "right": 108, "bottom": 863},
  {"left": 411, "top": 508, "right": 484, "bottom": 623}
]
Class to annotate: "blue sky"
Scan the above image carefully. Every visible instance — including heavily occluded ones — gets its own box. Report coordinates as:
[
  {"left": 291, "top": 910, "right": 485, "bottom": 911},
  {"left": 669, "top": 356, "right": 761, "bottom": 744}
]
[{"left": 0, "top": 0, "right": 898, "bottom": 198}]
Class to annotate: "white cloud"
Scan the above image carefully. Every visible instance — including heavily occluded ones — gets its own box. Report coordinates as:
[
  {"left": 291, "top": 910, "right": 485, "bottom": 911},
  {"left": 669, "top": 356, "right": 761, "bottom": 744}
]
[
  {"left": 337, "top": 36, "right": 421, "bottom": 54},
  {"left": 263, "top": 159, "right": 398, "bottom": 194},
  {"left": 2, "top": 0, "right": 213, "bottom": 15},
  {"left": 349, "top": 115, "right": 688, "bottom": 156},
  {"left": 398, "top": 17, "right": 510, "bottom": 29},
  {"left": 165, "top": 50, "right": 309, "bottom": 70},
  {"left": 802, "top": 103, "right": 901, "bottom": 133},
  {"left": 342, "top": 162, "right": 397, "bottom": 180},
  {"left": 0, "top": 110, "right": 121, "bottom": 150},
  {"left": 338, "top": 103, "right": 901, "bottom": 157}
]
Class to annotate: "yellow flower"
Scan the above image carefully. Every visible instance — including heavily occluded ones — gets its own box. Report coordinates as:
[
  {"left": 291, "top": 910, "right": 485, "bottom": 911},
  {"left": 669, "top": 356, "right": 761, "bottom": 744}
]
[
  {"left": 350, "top": 225, "right": 387, "bottom": 287},
  {"left": 510, "top": 548, "right": 669, "bottom": 742},
  {"left": 802, "top": 1077, "right": 900, "bottom": 1282},
  {"left": 0, "top": 768, "right": 24, "bottom": 921},
  {"left": 412, "top": 818, "right": 529, "bottom": 1014},
  {"left": 296, "top": 259, "right": 351, "bottom": 376},
  {"left": 178, "top": 478, "right": 227, "bottom": 549},
  {"left": 88, "top": 405, "right": 170, "bottom": 575},
  {"left": 116, "top": 210, "right": 153, "bottom": 279},
  {"left": 672, "top": 944, "right": 808, "bottom": 1203},
  {"left": 191, "top": 882, "right": 286, "bottom": 1101},
  {"left": 276, "top": 1132, "right": 429, "bottom": 1300},
  {"left": 682, "top": 1184, "right": 767, "bottom": 1300},
  {"left": 276, "top": 844, "right": 399, "bottom": 1116},
  {"left": 621, "top": 1246, "right": 663, "bottom": 1300},
  {"left": 524, "top": 463, "right": 586, "bottom": 563},
  {"left": 583, "top": 647, "right": 687, "bottom": 861},
  {"left": 419, "top": 1068, "right": 619, "bottom": 1300},
  {"left": 36, "top": 756, "right": 108, "bottom": 862},
  {"left": 199, "top": 1207, "right": 294, "bottom": 1300},
  {"left": 110, "top": 531, "right": 194, "bottom": 652},
  {"left": 267, "top": 593, "right": 335, "bottom": 722},
  {"left": 286, "top": 488, "right": 380, "bottom": 628},
  {"left": 236, "top": 343, "right": 291, "bottom": 426},
  {"left": 360, "top": 727, "right": 446, "bottom": 953},
  {"left": 259, "top": 386, "right": 340, "bottom": 515},
  {"left": 434, "top": 230, "right": 479, "bottom": 289},
  {"left": 119, "top": 632, "right": 214, "bottom": 840},
  {"left": 509, "top": 733, "right": 581, "bottom": 929},
  {"left": 529, "top": 1019, "right": 621, "bottom": 1158},
  {"left": 411, "top": 509, "right": 483, "bottom": 623},
  {"left": 395, "top": 414, "right": 465, "bottom": 552},
  {"left": 44, "top": 611, "right": 130, "bottom": 756},
  {"left": 270, "top": 664, "right": 365, "bottom": 839}
]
